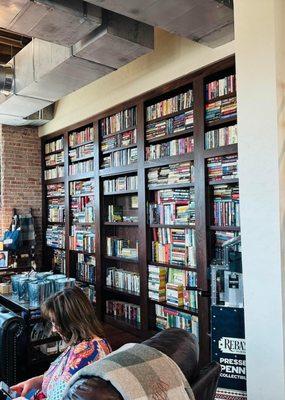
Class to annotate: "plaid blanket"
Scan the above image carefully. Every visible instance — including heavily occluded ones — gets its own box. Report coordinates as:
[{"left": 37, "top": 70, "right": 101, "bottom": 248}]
[{"left": 64, "top": 343, "right": 195, "bottom": 400}]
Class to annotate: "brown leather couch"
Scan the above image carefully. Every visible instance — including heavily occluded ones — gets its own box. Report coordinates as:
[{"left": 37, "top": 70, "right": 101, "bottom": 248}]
[{"left": 64, "top": 328, "right": 221, "bottom": 400}]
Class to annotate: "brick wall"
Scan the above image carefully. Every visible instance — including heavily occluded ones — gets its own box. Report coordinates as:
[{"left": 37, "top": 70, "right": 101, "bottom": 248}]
[{"left": 0, "top": 124, "right": 42, "bottom": 264}]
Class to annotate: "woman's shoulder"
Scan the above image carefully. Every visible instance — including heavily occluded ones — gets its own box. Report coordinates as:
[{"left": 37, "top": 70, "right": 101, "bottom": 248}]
[{"left": 73, "top": 338, "right": 111, "bottom": 356}]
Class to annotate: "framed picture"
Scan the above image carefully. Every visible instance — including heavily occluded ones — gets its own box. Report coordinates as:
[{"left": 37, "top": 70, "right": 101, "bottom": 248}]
[
  {"left": 130, "top": 196, "right": 138, "bottom": 209},
  {"left": 0, "top": 251, "right": 8, "bottom": 268}
]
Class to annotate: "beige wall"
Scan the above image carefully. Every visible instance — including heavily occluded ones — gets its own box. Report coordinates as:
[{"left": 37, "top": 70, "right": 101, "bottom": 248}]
[{"left": 39, "top": 28, "right": 234, "bottom": 136}]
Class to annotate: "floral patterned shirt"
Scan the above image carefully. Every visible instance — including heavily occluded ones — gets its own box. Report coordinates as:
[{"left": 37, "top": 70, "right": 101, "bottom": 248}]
[{"left": 39, "top": 338, "right": 111, "bottom": 400}]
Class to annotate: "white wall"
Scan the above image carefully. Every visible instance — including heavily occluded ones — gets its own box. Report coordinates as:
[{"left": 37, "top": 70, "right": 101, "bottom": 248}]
[
  {"left": 39, "top": 28, "right": 234, "bottom": 136},
  {"left": 235, "top": 0, "right": 285, "bottom": 398}
]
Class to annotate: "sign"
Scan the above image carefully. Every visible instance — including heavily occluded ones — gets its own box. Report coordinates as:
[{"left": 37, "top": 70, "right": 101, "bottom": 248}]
[{"left": 212, "top": 306, "right": 247, "bottom": 393}]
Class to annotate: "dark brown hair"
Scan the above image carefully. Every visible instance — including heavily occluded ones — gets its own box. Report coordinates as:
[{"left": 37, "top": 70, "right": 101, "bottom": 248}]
[{"left": 41, "top": 286, "right": 104, "bottom": 345}]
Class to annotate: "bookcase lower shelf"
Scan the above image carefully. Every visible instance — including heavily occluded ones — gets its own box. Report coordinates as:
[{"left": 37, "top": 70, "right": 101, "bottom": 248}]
[{"left": 104, "top": 315, "right": 142, "bottom": 336}]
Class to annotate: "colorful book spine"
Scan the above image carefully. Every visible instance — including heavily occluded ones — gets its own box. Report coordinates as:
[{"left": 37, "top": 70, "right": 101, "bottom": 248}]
[
  {"left": 69, "top": 226, "right": 95, "bottom": 253},
  {"left": 148, "top": 265, "right": 167, "bottom": 301},
  {"left": 46, "top": 225, "right": 65, "bottom": 249},
  {"left": 206, "top": 74, "right": 236, "bottom": 101},
  {"left": 205, "top": 124, "right": 237, "bottom": 149},
  {"left": 76, "top": 254, "right": 96, "bottom": 284},
  {"left": 207, "top": 154, "right": 238, "bottom": 181},
  {"left": 106, "top": 237, "right": 138, "bottom": 259},
  {"left": 101, "top": 147, "right": 137, "bottom": 169},
  {"left": 213, "top": 184, "right": 240, "bottom": 227},
  {"left": 101, "top": 129, "right": 137, "bottom": 152},
  {"left": 155, "top": 304, "right": 199, "bottom": 337},
  {"left": 100, "top": 107, "right": 136, "bottom": 137},
  {"left": 45, "top": 137, "right": 64, "bottom": 154},
  {"left": 146, "top": 136, "right": 194, "bottom": 160},
  {"left": 103, "top": 175, "right": 138, "bottom": 193},
  {"left": 69, "top": 126, "right": 94, "bottom": 147},
  {"left": 106, "top": 267, "right": 140, "bottom": 294},
  {"left": 148, "top": 162, "right": 194, "bottom": 186},
  {"left": 106, "top": 300, "right": 141, "bottom": 326},
  {"left": 69, "top": 159, "right": 94, "bottom": 175},
  {"left": 44, "top": 166, "right": 64, "bottom": 180},
  {"left": 146, "top": 90, "right": 193, "bottom": 121},
  {"left": 146, "top": 110, "right": 194, "bottom": 140}
]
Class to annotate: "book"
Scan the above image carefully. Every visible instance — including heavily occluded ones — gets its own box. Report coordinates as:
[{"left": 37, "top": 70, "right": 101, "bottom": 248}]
[
  {"left": 103, "top": 175, "right": 138, "bottom": 193},
  {"left": 148, "top": 162, "right": 194, "bottom": 186},
  {"left": 100, "top": 107, "right": 136, "bottom": 137},
  {"left": 106, "top": 267, "right": 140, "bottom": 294},
  {"left": 106, "top": 300, "right": 141, "bottom": 326},
  {"left": 205, "top": 124, "right": 237, "bottom": 149},
  {"left": 207, "top": 154, "right": 238, "bottom": 182},
  {"left": 206, "top": 74, "right": 236, "bottom": 101},
  {"left": 69, "top": 126, "right": 94, "bottom": 147}
]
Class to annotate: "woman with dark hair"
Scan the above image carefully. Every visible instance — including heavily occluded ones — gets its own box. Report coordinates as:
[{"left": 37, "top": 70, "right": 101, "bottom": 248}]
[{"left": 12, "top": 286, "right": 111, "bottom": 400}]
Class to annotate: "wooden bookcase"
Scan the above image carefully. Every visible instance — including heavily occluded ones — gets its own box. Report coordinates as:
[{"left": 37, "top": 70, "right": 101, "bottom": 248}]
[{"left": 41, "top": 56, "right": 238, "bottom": 366}]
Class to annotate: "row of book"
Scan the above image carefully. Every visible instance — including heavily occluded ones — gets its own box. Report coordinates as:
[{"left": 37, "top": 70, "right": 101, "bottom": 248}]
[
  {"left": 76, "top": 254, "right": 96, "bottom": 284},
  {"left": 70, "top": 226, "right": 95, "bottom": 253},
  {"left": 146, "top": 110, "right": 194, "bottom": 141},
  {"left": 106, "top": 237, "right": 138, "bottom": 260},
  {"left": 149, "top": 188, "right": 195, "bottom": 225},
  {"left": 106, "top": 267, "right": 140, "bottom": 294},
  {"left": 205, "top": 124, "right": 238, "bottom": 149},
  {"left": 106, "top": 300, "right": 141, "bottom": 326},
  {"left": 207, "top": 154, "right": 238, "bottom": 182},
  {"left": 206, "top": 74, "right": 236, "bottom": 101},
  {"left": 148, "top": 265, "right": 197, "bottom": 301},
  {"left": 101, "top": 129, "right": 137, "bottom": 152},
  {"left": 47, "top": 183, "right": 65, "bottom": 198},
  {"left": 146, "top": 136, "right": 194, "bottom": 161},
  {"left": 69, "top": 159, "right": 94, "bottom": 175},
  {"left": 44, "top": 166, "right": 64, "bottom": 180},
  {"left": 100, "top": 107, "right": 136, "bottom": 137},
  {"left": 46, "top": 225, "right": 65, "bottom": 249},
  {"left": 103, "top": 175, "right": 138, "bottom": 193},
  {"left": 69, "top": 143, "right": 94, "bottom": 162},
  {"left": 106, "top": 204, "right": 138, "bottom": 223},
  {"left": 70, "top": 180, "right": 94, "bottom": 196},
  {"left": 146, "top": 90, "right": 193, "bottom": 121},
  {"left": 101, "top": 148, "right": 137, "bottom": 169},
  {"left": 213, "top": 185, "right": 240, "bottom": 227},
  {"left": 152, "top": 228, "right": 196, "bottom": 267},
  {"left": 45, "top": 152, "right": 64, "bottom": 167},
  {"left": 205, "top": 97, "right": 237, "bottom": 123},
  {"left": 155, "top": 304, "right": 198, "bottom": 337},
  {"left": 148, "top": 162, "right": 194, "bottom": 186},
  {"left": 48, "top": 198, "right": 65, "bottom": 223},
  {"left": 45, "top": 137, "right": 64, "bottom": 155},
  {"left": 52, "top": 249, "right": 66, "bottom": 274},
  {"left": 71, "top": 196, "right": 94, "bottom": 224},
  {"left": 69, "top": 126, "right": 94, "bottom": 147}
]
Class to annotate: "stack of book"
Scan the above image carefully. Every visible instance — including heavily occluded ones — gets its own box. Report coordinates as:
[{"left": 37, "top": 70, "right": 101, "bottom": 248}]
[
  {"left": 146, "top": 136, "right": 194, "bottom": 160},
  {"left": 101, "top": 129, "right": 137, "bottom": 152},
  {"left": 106, "top": 267, "right": 140, "bottom": 294},
  {"left": 214, "top": 231, "right": 239, "bottom": 261},
  {"left": 205, "top": 124, "right": 238, "bottom": 149},
  {"left": 46, "top": 225, "right": 65, "bottom": 248},
  {"left": 100, "top": 107, "right": 136, "bottom": 136},
  {"left": 106, "top": 300, "right": 141, "bottom": 326},
  {"left": 213, "top": 185, "right": 240, "bottom": 227},
  {"left": 71, "top": 195, "right": 94, "bottom": 223},
  {"left": 44, "top": 166, "right": 64, "bottom": 180},
  {"left": 166, "top": 283, "right": 184, "bottom": 306},
  {"left": 47, "top": 183, "right": 65, "bottom": 198},
  {"left": 48, "top": 198, "right": 65, "bottom": 223},
  {"left": 152, "top": 228, "right": 196, "bottom": 267},
  {"left": 148, "top": 162, "right": 194, "bottom": 186},
  {"left": 52, "top": 249, "right": 66, "bottom": 274},
  {"left": 70, "top": 226, "right": 95, "bottom": 253},
  {"left": 148, "top": 265, "right": 167, "bottom": 301},
  {"left": 146, "top": 110, "right": 194, "bottom": 141},
  {"left": 101, "top": 147, "right": 137, "bottom": 169},
  {"left": 106, "top": 237, "right": 138, "bottom": 259},
  {"left": 207, "top": 154, "right": 238, "bottom": 182},
  {"left": 148, "top": 188, "right": 195, "bottom": 225},
  {"left": 206, "top": 74, "right": 236, "bottom": 100},
  {"left": 155, "top": 304, "right": 199, "bottom": 337},
  {"left": 70, "top": 180, "right": 94, "bottom": 196},
  {"left": 69, "top": 126, "right": 94, "bottom": 147},
  {"left": 45, "top": 152, "right": 64, "bottom": 166},
  {"left": 69, "top": 159, "right": 94, "bottom": 175},
  {"left": 76, "top": 254, "right": 96, "bottom": 284},
  {"left": 146, "top": 89, "right": 193, "bottom": 121},
  {"left": 45, "top": 137, "right": 64, "bottom": 154},
  {"left": 103, "top": 175, "right": 138, "bottom": 193},
  {"left": 69, "top": 143, "right": 94, "bottom": 162},
  {"left": 205, "top": 97, "right": 237, "bottom": 123}
]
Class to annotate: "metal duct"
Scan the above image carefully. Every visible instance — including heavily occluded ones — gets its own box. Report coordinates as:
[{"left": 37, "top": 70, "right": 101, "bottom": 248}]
[
  {"left": 0, "top": 65, "right": 13, "bottom": 95},
  {"left": 1, "top": 0, "right": 102, "bottom": 47}
]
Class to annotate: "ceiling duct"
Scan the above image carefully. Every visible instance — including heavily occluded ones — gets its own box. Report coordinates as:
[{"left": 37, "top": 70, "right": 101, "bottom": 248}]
[
  {"left": 87, "top": 0, "right": 234, "bottom": 47},
  {"left": 0, "top": 65, "right": 13, "bottom": 95},
  {"left": 0, "top": 0, "right": 102, "bottom": 47}
]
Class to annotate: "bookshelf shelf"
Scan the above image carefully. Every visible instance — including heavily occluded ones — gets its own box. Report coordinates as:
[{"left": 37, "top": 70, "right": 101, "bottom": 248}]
[
  {"left": 69, "top": 140, "right": 94, "bottom": 149},
  {"left": 204, "top": 143, "right": 238, "bottom": 158},
  {"left": 45, "top": 177, "right": 64, "bottom": 184},
  {"left": 69, "top": 249, "right": 96, "bottom": 255},
  {"left": 149, "top": 300, "right": 199, "bottom": 316},
  {"left": 99, "top": 164, "right": 138, "bottom": 177},
  {"left": 205, "top": 92, "right": 236, "bottom": 105},
  {"left": 103, "top": 189, "right": 138, "bottom": 196},
  {"left": 209, "top": 225, "right": 240, "bottom": 232},
  {"left": 102, "top": 143, "right": 137, "bottom": 155},
  {"left": 68, "top": 172, "right": 94, "bottom": 181},
  {"left": 47, "top": 221, "right": 65, "bottom": 225},
  {"left": 146, "top": 128, "right": 194, "bottom": 144},
  {"left": 101, "top": 125, "right": 136, "bottom": 139},
  {"left": 104, "top": 286, "right": 140, "bottom": 301},
  {"left": 208, "top": 178, "right": 239, "bottom": 185},
  {"left": 103, "top": 255, "right": 139, "bottom": 263},
  {"left": 104, "top": 222, "right": 138, "bottom": 226},
  {"left": 45, "top": 149, "right": 64, "bottom": 156},
  {"left": 45, "top": 163, "right": 64, "bottom": 169},
  {"left": 104, "top": 315, "right": 141, "bottom": 335},
  {"left": 144, "top": 152, "right": 194, "bottom": 169},
  {"left": 148, "top": 224, "right": 195, "bottom": 229},
  {"left": 205, "top": 116, "right": 237, "bottom": 129},
  {"left": 146, "top": 107, "right": 193, "bottom": 124},
  {"left": 148, "top": 261, "right": 197, "bottom": 272},
  {"left": 148, "top": 183, "right": 194, "bottom": 191},
  {"left": 70, "top": 155, "right": 94, "bottom": 163}
]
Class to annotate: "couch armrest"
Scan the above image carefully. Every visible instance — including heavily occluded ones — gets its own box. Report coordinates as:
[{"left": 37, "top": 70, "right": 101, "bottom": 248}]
[
  {"left": 191, "top": 362, "right": 221, "bottom": 400},
  {"left": 63, "top": 376, "right": 123, "bottom": 400}
]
